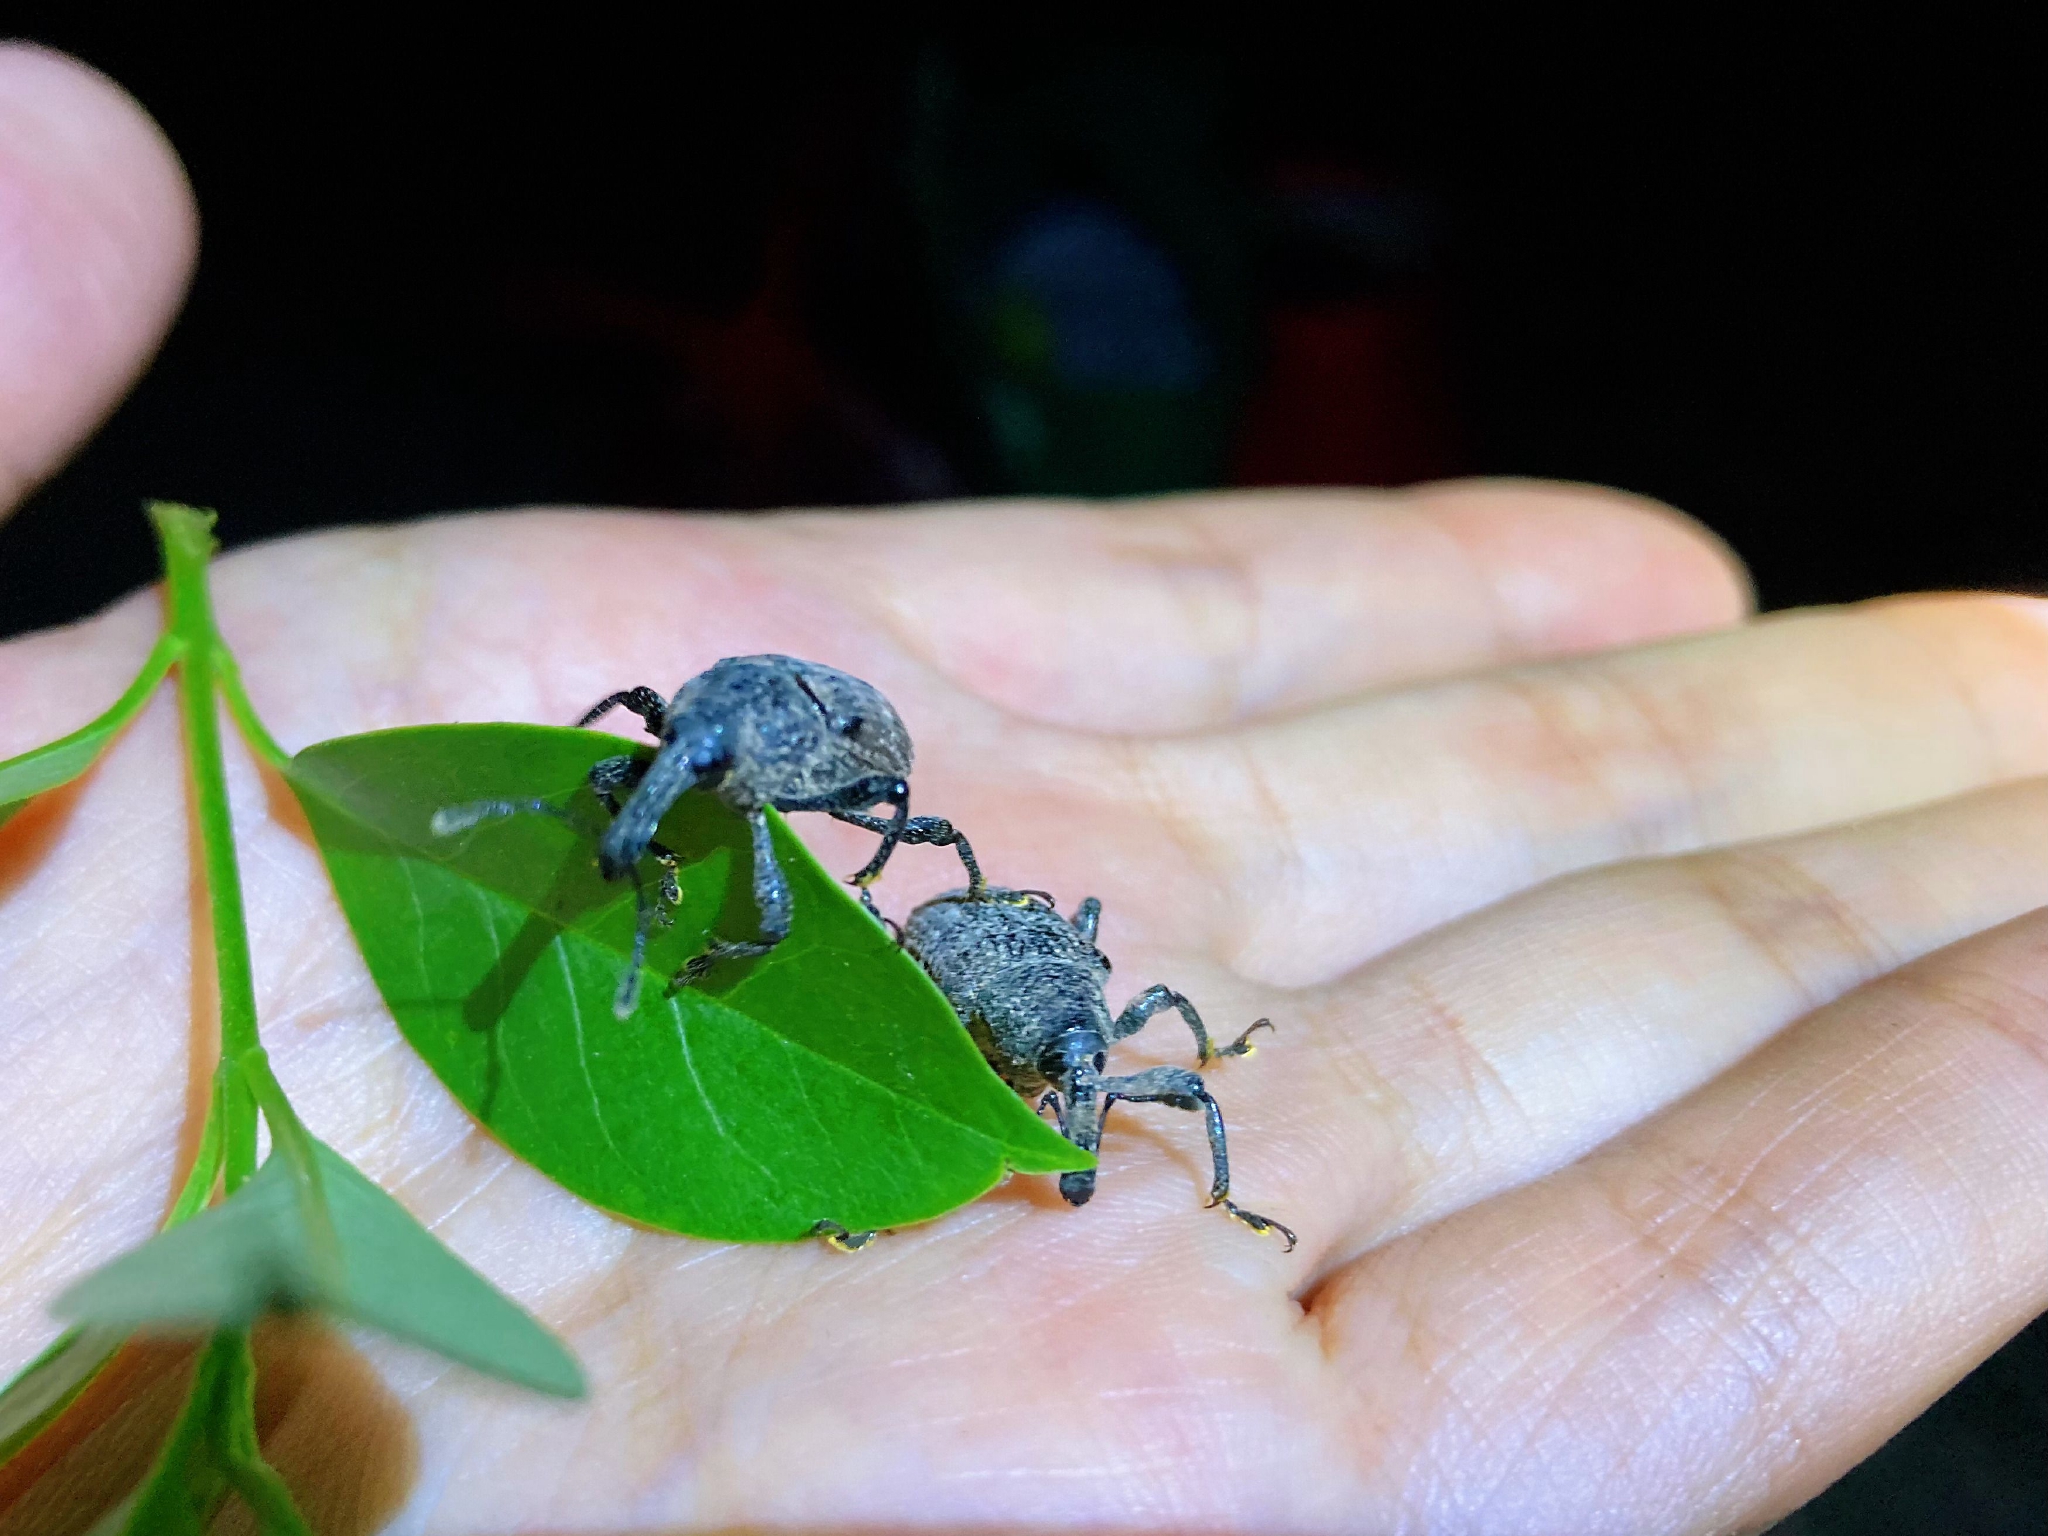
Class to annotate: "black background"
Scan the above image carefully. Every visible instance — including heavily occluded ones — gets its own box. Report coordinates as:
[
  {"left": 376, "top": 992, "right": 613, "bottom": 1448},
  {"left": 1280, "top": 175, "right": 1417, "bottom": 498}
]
[{"left": 4, "top": 20, "right": 2042, "bottom": 1530}]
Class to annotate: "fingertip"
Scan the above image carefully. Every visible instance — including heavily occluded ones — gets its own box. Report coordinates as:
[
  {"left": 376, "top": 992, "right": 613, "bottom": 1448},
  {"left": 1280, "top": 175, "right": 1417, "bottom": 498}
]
[
  {"left": 0, "top": 44, "right": 198, "bottom": 515},
  {"left": 1410, "top": 477, "right": 1755, "bottom": 651}
]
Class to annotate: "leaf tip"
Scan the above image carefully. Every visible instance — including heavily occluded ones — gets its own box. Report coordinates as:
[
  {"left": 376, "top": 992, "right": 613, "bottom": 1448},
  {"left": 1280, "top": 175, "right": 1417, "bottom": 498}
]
[
  {"left": 523, "top": 1344, "right": 589, "bottom": 1400},
  {"left": 1004, "top": 1130, "right": 1097, "bottom": 1177}
]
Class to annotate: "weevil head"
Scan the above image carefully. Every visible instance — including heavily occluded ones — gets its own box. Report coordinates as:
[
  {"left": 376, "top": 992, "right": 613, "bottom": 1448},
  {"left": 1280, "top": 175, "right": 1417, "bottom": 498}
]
[
  {"left": 784, "top": 659, "right": 913, "bottom": 779},
  {"left": 1040, "top": 1026, "right": 1108, "bottom": 1094},
  {"left": 705, "top": 655, "right": 913, "bottom": 809}
]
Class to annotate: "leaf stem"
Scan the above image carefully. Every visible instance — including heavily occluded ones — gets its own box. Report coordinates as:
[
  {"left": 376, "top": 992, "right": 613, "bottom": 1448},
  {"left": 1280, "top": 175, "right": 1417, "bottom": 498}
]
[
  {"left": 151, "top": 503, "right": 342, "bottom": 1286},
  {"left": 152, "top": 503, "right": 266, "bottom": 1195},
  {"left": 115, "top": 1329, "right": 312, "bottom": 1535},
  {"left": 98, "top": 631, "right": 185, "bottom": 733},
  {"left": 166, "top": 1068, "right": 228, "bottom": 1227},
  {"left": 215, "top": 644, "right": 291, "bottom": 772},
  {"left": 7, "top": 629, "right": 183, "bottom": 768},
  {"left": 0, "top": 630, "right": 184, "bottom": 824},
  {"left": 236, "top": 1047, "right": 342, "bottom": 1285}
]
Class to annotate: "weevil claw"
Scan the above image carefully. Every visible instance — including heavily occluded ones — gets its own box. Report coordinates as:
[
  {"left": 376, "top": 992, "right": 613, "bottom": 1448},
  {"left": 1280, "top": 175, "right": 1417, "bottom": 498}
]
[
  {"left": 809, "top": 1219, "right": 880, "bottom": 1253},
  {"left": 1210, "top": 1196, "right": 1297, "bottom": 1252},
  {"left": 1204, "top": 1017, "right": 1275, "bottom": 1065}
]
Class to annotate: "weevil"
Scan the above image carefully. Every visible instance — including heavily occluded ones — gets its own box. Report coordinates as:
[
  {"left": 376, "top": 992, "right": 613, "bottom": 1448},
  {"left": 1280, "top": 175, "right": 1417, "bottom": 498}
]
[
  {"left": 432, "top": 654, "right": 980, "bottom": 1016},
  {"left": 900, "top": 886, "right": 1296, "bottom": 1249}
]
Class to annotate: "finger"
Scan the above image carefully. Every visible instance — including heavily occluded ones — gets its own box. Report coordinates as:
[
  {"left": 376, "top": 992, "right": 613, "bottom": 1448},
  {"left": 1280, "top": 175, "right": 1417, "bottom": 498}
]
[
  {"left": 1310, "top": 902, "right": 2048, "bottom": 1534},
  {"left": 163, "top": 486, "right": 1741, "bottom": 747},
  {"left": 778, "top": 479, "right": 1749, "bottom": 733},
  {"left": 1120, "top": 593, "right": 2048, "bottom": 985},
  {"left": 0, "top": 46, "right": 195, "bottom": 518},
  {"left": 1254, "top": 776, "right": 2048, "bottom": 1274}
]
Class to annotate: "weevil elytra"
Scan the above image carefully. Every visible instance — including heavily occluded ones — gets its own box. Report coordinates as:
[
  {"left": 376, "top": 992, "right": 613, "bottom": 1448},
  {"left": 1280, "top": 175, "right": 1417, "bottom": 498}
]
[
  {"left": 900, "top": 886, "right": 1295, "bottom": 1250},
  {"left": 432, "top": 654, "right": 978, "bottom": 1015}
]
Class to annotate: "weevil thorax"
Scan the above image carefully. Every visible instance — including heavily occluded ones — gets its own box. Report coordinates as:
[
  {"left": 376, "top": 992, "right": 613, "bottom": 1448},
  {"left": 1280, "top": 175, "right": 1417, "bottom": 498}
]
[
  {"left": 903, "top": 889, "right": 1114, "bottom": 1093},
  {"left": 669, "top": 655, "right": 912, "bottom": 813}
]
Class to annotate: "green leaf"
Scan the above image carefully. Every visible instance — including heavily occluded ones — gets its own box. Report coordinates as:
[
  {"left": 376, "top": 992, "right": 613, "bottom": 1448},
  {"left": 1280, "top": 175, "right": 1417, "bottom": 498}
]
[
  {"left": 0, "top": 1325, "right": 127, "bottom": 1463},
  {"left": 0, "top": 633, "right": 179, "bottom": 829},
  {"left": 53, "top": 1138, "right": 584, "bottom": 1399},
  {"left": 108, "top": 1330, "right": 307, "bottom": 1536},
  {"left": 281, "top": 723, "right": 1087, "bottom": 1242}
]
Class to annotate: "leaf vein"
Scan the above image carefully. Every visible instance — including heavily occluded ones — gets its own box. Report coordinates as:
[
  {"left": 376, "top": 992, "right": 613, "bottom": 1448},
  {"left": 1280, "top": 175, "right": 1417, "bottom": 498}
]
[{"left": 558, "top": 941, "right": 626, "bottom": 1168}]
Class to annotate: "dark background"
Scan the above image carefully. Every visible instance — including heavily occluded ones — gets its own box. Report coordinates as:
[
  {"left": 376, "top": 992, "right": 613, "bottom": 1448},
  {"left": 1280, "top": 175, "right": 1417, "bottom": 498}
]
[{"left": 5, "top": 21, "right": 2042, "bottom": 1530}]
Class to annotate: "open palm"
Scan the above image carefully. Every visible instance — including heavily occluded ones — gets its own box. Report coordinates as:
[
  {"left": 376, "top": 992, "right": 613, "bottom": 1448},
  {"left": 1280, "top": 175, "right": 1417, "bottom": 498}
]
[{"left": 4, "top": 48, "right": 2046, "bottom": 1535}]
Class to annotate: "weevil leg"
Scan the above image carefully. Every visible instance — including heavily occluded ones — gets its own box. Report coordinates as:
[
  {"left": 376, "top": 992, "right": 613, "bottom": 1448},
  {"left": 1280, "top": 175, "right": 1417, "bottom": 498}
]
[
  {"left": 839, "top": 780, "right": 910, "bottom": 889},
  {"left": 830, "top": 811, "right": 986, "bottom": 898},
  {"left": 1214, "top": 1017, "right": 1275, "bottom": 1059},
  {"left": 808, "top": 1219, "right": 880, "bottom": 1253},
  {"left": 1210, "top": 1199, "right": 1297, "bottom": 1249},
  {"left": 610, "top": 854, "right": 685, "bottom": 1015},
  {"left": 588, "top": 752, "right": 647, "bottom": 813},
  {"left": 575, "top": 686, "right": 668, "bottom": 736},
  {"left": 745, "top": 808, "right": 795, "bottom": 946},
  {"left": 1097, "top": 1065, "right": 1296, "bottom": 1252},
  {"left": 429, "top": 797, "right": 579, "bottom": 837},
  {"left": 1112, "top": 984, "right": 1269, "bottom": 1066},
  {"left": 1112, "top": 984, "right": 1212, "bottom": 1057},
  {"left": 857, "top": 885, "right": 905, "bottom": 944},
  {"left": 1037, "top": 1089, "right": 1067, "bottom": 1133},
  {"left": 653, "top": 850, "right": 682, "bottom": 917},
  {"left": 668, "top": 809, "right": 791, "bottom": 990},
  {"left": 610, "top": 844, "right": 689, "bottom": 1016},
  {"left": 472, "top": 754, "right": 679, "bottom": 875},
  {"left": 1071, "top": 896, "right": 1102, "bottom": 943},
  {"left": 612, "top": 863, "right": 658, "bottom": 1018}
]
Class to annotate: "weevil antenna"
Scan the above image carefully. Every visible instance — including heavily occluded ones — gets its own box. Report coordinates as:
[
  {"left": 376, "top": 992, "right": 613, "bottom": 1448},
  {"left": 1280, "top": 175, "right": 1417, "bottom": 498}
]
[{"left": 614, "top": 861, "right": 658, "bottom": 1018}]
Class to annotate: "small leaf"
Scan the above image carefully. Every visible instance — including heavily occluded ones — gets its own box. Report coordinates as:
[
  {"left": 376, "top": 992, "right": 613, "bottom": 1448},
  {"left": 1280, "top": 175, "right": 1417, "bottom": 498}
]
[
  {"left": 0, "top": 634, "right": 179, "bottom": 829},
  {"left": 0, "top": 1325, "right": 127, "bottom": 1463},
  {"left": 54, "top": 1139, "right": 584, "bottom": 1399},
  {"left": 282, "top": 724, "right": 1087, "bottom": 1241}
]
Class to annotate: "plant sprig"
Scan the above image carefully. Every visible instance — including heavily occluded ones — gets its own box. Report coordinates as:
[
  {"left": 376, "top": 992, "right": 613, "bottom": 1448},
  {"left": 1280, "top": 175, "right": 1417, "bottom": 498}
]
[{"left": 0, "top": 506, "right": 581, "bottom": 1532}]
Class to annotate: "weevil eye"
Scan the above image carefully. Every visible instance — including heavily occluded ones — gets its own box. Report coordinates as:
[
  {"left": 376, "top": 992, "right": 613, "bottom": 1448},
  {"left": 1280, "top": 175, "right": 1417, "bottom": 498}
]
[
  {"left": 835, "top": 714, "right": 864, "bottom": 738},
  {"left": 1093, "top": 1053, "right": 1106, "bottom": 1071}
]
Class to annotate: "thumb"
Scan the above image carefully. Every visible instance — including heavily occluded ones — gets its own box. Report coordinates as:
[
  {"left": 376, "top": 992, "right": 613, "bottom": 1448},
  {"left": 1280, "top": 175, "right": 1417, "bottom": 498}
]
[{"left": 0, "top": 44, "right": 195, "bottom": 519}]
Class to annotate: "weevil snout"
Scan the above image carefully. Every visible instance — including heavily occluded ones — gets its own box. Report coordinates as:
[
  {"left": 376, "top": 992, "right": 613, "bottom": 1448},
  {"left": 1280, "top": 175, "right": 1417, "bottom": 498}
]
[
  {"left": 596, "top": 837, "right": 635, "bottom": 884},
  {"left": 1055, "top": 1079, "right": 1103, "bottom": 1207},
  {"left": 1046, "top": 1036, "right": 1107, "bottom": 1207}
]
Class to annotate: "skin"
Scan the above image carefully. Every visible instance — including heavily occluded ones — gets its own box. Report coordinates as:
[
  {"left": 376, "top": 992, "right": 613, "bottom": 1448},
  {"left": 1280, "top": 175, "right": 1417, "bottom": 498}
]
[{"left": 2, "top": 43, "right": 2046, "bottom": 1535}]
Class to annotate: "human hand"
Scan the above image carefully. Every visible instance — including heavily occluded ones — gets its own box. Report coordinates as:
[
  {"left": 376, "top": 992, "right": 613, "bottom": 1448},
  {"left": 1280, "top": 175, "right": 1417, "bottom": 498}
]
[{"left": 4, "top": 46, "right": 2046, "bottom": 1535}]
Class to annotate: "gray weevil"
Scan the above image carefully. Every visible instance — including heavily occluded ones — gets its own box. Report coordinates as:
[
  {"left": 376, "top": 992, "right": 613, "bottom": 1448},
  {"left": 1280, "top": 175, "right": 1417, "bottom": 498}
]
[
  {"left": 901, "top": 886, "right": 1296, "bottom": 1249},
  {"left": 433, "top": 654, "right": 978, "bottom": 1016}
]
